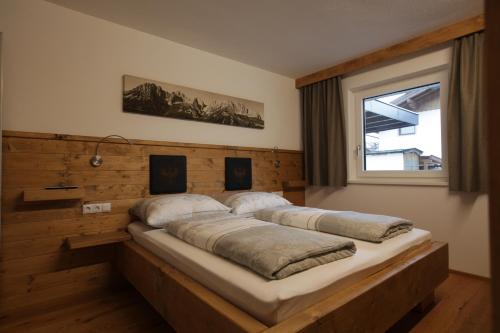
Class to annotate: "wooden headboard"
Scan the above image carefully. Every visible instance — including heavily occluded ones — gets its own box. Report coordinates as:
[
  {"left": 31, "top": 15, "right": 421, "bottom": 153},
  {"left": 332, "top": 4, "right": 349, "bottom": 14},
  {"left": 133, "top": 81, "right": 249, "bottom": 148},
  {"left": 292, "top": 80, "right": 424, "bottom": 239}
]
[{"left": 0, "top": 130, "right": 303, "bottom": 313}]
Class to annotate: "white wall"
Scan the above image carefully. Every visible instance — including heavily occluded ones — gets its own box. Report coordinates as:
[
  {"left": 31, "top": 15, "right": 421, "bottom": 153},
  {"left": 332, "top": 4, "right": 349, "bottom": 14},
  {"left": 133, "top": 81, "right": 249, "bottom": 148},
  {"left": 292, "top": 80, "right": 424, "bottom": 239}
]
[
  {"left": 308, "top": 47, "right": 490, "bottom": 277},
  {"left": 0, "top": 0, "right": 301, "bottom": 150},
  {"left": 307, "top": 186, "right": 489, "bottom": 277}
]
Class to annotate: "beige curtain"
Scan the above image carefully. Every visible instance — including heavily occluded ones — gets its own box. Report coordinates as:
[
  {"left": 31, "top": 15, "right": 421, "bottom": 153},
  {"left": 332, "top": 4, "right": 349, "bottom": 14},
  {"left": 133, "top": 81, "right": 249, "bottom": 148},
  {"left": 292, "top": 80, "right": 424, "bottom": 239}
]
[
  {"left": 447, "top": 32, "right": 487, "bottom": 192},
  {"left": 301, "top": 77, "right": 347, "bottom": 187}
]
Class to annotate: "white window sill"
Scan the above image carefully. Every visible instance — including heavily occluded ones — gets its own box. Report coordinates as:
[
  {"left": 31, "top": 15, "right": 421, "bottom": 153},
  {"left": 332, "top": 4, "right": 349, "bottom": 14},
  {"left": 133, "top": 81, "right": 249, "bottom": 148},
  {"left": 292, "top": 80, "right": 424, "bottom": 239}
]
[{"left": 347, "top": 179, "right": 449, "bottom": 187}]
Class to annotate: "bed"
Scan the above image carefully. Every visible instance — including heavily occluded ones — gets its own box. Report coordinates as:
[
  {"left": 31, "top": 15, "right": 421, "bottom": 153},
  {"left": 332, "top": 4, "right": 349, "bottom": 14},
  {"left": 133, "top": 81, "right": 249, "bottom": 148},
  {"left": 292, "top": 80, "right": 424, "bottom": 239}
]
[{"left": 115, "top": 221, "right": 448, "bottom": 332}]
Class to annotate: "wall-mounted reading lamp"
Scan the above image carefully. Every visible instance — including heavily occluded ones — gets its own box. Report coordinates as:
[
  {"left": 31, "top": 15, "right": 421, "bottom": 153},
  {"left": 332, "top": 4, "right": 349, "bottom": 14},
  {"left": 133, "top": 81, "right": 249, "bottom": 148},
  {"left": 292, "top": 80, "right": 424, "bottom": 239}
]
[
  {"left": 90, "top": 134, "right": 132, "bottom": 167},
  {"left": 272, "top": 146, "right": 281, "bottom": 169}
]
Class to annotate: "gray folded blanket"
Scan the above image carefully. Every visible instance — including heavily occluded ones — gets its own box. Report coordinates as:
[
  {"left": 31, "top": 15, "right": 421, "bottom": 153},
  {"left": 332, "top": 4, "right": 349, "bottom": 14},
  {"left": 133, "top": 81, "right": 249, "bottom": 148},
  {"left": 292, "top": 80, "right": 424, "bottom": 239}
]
[
  {"left": 165, "top": 214, "right": 356, "bottom": 280},
  {"left": 255, "top": 206, "right": 413, "bottom": 243}
]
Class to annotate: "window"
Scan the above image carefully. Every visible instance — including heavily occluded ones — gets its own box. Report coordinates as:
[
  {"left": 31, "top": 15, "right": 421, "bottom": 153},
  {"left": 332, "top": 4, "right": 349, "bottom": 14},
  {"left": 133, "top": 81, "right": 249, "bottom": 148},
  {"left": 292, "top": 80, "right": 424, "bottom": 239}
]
[
  {"left": 363, "top": 82, "right": 442, "bottom": 171},
  {"left": 349, "top": 68, "right": 448, "bottom": 185}
]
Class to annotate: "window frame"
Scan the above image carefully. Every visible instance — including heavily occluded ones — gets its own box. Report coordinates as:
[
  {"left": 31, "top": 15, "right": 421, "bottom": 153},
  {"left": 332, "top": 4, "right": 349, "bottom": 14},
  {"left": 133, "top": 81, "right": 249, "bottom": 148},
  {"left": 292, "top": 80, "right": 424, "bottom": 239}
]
[{"left": 348, "top": 67, "right": 449, "bottom": 186}]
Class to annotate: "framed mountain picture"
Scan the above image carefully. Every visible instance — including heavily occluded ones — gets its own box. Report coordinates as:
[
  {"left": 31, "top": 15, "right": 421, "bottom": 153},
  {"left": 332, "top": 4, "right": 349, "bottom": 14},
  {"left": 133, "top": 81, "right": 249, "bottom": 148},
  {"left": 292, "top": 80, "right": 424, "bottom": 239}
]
[{"left": 123, "top": 75, "right": 264, "bottom": 129}]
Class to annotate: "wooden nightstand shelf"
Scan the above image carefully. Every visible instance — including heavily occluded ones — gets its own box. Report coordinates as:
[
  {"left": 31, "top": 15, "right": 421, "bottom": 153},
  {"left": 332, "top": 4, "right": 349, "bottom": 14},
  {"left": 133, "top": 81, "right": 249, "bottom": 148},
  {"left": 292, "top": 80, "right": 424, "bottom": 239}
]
[
  {"left": 66, "top": 231, "right": 131, "bottom": 250},
  {"left": 283, "top": 180, "right": 306, "bottom": 191},
  {"left": 24, "top": 188, "right": 85, "bottom": 202},
  {"left": 283, "top": 180, "right": 306, "bottom": 206}
]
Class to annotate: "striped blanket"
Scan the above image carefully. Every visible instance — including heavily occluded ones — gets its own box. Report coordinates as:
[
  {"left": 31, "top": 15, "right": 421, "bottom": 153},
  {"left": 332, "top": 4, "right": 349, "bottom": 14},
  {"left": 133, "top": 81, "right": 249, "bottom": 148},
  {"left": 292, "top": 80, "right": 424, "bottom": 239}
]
[
  {"left": 255, "top": 206, "right": 413, "bottom": 243},
  {"left": 165, "top": 213, "right": 356, "bottom": 280}
]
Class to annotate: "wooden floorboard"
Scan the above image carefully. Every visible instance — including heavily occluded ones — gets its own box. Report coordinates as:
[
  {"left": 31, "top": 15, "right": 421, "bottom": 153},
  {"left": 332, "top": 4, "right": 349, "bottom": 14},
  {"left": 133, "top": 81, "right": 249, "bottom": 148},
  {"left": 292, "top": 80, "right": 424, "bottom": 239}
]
[
  {"left": 0, "top": 272, "right": 490, "bottom": 333},
  {"left": 388, "top": 272, "right": 492, "bottom": 333}
]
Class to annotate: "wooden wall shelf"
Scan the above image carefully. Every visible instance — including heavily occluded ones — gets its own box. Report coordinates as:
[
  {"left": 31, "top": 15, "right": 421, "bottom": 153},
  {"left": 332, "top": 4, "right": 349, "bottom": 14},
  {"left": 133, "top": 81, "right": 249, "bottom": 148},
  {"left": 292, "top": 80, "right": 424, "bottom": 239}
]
[
  {"left": 283, "top": 180, "right": 306, "bottom": 206},
  {"left": 23, "top": 188, "right": 85, "bottom": 202},
  {"left": 66, "top": 231, "right": 132, "bottom": 250},
  {"left": 283, "top": 180, "right": 306, "bottom": 191}
]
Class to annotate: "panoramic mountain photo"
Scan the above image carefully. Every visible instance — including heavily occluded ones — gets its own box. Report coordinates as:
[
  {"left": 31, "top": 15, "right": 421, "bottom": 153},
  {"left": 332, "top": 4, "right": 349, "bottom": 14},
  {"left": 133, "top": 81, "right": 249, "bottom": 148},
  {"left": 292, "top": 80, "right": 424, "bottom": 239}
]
[{"left": 123, "top": 75, "right": 264, "bottom": 129}]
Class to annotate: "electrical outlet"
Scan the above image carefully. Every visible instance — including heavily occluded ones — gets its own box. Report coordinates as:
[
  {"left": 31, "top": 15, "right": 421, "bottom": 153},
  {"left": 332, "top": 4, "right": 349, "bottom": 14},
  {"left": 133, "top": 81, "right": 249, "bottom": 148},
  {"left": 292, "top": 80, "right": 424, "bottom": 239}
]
[
  {"left": 82, "top": 203, "right": 112, "bottom": 214},
  {"left": 93, "top": 204, "right": 102, "bottom": 213},
  {"left": 82, "top": 204, "right": 94, "bottom": 214},
  {"left": 101, "top": 203, "right": 112, "bottom": 212}
]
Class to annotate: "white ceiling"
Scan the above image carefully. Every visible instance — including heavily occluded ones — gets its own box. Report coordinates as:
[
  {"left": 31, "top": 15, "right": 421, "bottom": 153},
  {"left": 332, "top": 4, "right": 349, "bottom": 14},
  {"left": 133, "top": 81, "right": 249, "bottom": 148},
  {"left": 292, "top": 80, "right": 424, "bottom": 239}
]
[{"left": 46, "top": 0, "right": 483, "bottom": 78}]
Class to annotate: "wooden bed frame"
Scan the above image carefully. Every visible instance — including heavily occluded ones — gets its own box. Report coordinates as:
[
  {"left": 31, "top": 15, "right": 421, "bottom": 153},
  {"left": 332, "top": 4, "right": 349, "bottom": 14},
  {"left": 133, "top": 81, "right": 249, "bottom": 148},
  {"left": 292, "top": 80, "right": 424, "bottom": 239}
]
[{"left": 114, "top": 239, "right": 448, "bottom": 333}]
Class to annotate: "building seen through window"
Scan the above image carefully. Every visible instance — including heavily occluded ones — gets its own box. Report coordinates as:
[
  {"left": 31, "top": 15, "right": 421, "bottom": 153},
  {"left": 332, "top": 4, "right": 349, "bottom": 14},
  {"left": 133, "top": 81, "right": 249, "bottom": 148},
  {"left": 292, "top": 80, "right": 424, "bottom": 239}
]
[{"left": 363, "top": 83, "right": 442, "bottom": 171}]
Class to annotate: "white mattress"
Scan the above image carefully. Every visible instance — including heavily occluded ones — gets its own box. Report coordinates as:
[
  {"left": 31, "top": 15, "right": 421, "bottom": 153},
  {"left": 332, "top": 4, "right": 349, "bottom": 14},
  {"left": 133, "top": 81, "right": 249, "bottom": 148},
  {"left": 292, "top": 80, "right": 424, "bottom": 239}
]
[{"left": 128, "top": 222, "right": 431, "bottom": 325}]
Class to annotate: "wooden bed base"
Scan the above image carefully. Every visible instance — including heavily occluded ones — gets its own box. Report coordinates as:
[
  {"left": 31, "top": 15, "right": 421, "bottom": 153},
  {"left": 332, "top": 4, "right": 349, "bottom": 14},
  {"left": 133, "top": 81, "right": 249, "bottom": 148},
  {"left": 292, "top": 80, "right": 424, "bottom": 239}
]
[{"left": 114, "top": 240, "right": 448, "bottom": 333}]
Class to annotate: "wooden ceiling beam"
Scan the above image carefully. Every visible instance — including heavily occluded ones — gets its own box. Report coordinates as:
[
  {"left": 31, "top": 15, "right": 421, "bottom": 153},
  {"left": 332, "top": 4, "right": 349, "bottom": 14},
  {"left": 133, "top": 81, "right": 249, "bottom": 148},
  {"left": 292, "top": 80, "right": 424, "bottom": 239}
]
[{"left": 295, "top": 15, "right": 485, "bottom": 89}]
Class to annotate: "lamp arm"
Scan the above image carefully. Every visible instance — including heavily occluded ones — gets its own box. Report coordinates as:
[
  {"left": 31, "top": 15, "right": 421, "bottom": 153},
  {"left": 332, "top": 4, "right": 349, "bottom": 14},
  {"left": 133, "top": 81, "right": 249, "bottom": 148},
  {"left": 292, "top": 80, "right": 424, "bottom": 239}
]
[
  {"left": 272, "top": 146, "right": 281, "bottom": 168},
  {"left": 90, "top": 134, "right": 132, "bottom": 167},
  {"left": 94, "top": 134, "right": 132, "bottom": 156}
]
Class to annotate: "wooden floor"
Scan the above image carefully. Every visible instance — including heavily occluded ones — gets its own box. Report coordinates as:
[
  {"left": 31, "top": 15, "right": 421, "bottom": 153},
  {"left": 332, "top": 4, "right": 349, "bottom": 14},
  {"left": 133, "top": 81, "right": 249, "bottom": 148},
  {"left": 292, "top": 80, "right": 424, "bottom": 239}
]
[
  {"left": 0, "top": 272, "right": 490, "bottom": 333},
  {"left": 0, "top": 289, "right": 173, "bottom": 333},
  {"left": 389, "top": 272, "right": 492, "bottom": 333}
]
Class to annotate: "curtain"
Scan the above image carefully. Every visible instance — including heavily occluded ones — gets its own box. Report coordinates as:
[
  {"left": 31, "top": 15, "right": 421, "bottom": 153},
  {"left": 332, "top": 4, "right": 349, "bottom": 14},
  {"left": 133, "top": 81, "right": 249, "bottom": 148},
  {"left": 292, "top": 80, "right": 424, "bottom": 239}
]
[
  {"left": 301, "top": 77, "right": 347, "bottom": 187},
  {"left": 447, "top": 32, "right": 487, "bottom": 192}
]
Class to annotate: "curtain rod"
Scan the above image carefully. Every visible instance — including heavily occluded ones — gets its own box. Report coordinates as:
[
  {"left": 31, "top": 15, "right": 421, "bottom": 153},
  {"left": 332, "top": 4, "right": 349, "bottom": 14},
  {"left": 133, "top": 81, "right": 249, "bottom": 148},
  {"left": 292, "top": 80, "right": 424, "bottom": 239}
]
[{"left": 295, "top": 14, "right": 485, "bottom": 89}]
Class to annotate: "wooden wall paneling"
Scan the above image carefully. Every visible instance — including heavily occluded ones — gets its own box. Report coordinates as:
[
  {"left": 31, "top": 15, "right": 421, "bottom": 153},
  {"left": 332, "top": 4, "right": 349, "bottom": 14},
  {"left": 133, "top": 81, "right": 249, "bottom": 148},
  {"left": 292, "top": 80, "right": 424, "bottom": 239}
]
[
  {"left": 486, "top": 1, "right": 500, "bottom": 331},
  {"left": 295, "top": 15, "right": 485, "bottom": 88},
  {"left": 0, "top": 245, "right": 115, "bottom": 277},
  {"left": 1, "top": 263, "right": 114, "bottom": 311},
  {"left": 0, "top": 130, "right": 304, "bottom": 313}
]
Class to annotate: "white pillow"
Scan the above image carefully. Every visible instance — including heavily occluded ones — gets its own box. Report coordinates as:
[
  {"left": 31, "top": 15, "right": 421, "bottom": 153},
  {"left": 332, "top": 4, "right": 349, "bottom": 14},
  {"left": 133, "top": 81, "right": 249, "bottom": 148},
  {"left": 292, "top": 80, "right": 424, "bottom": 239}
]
[
  {"left": 131, "top": 194, "right": 231, "bottom": 227},
  {"left": 224, "top": 192, "right": 291, "bottom": 215}
]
